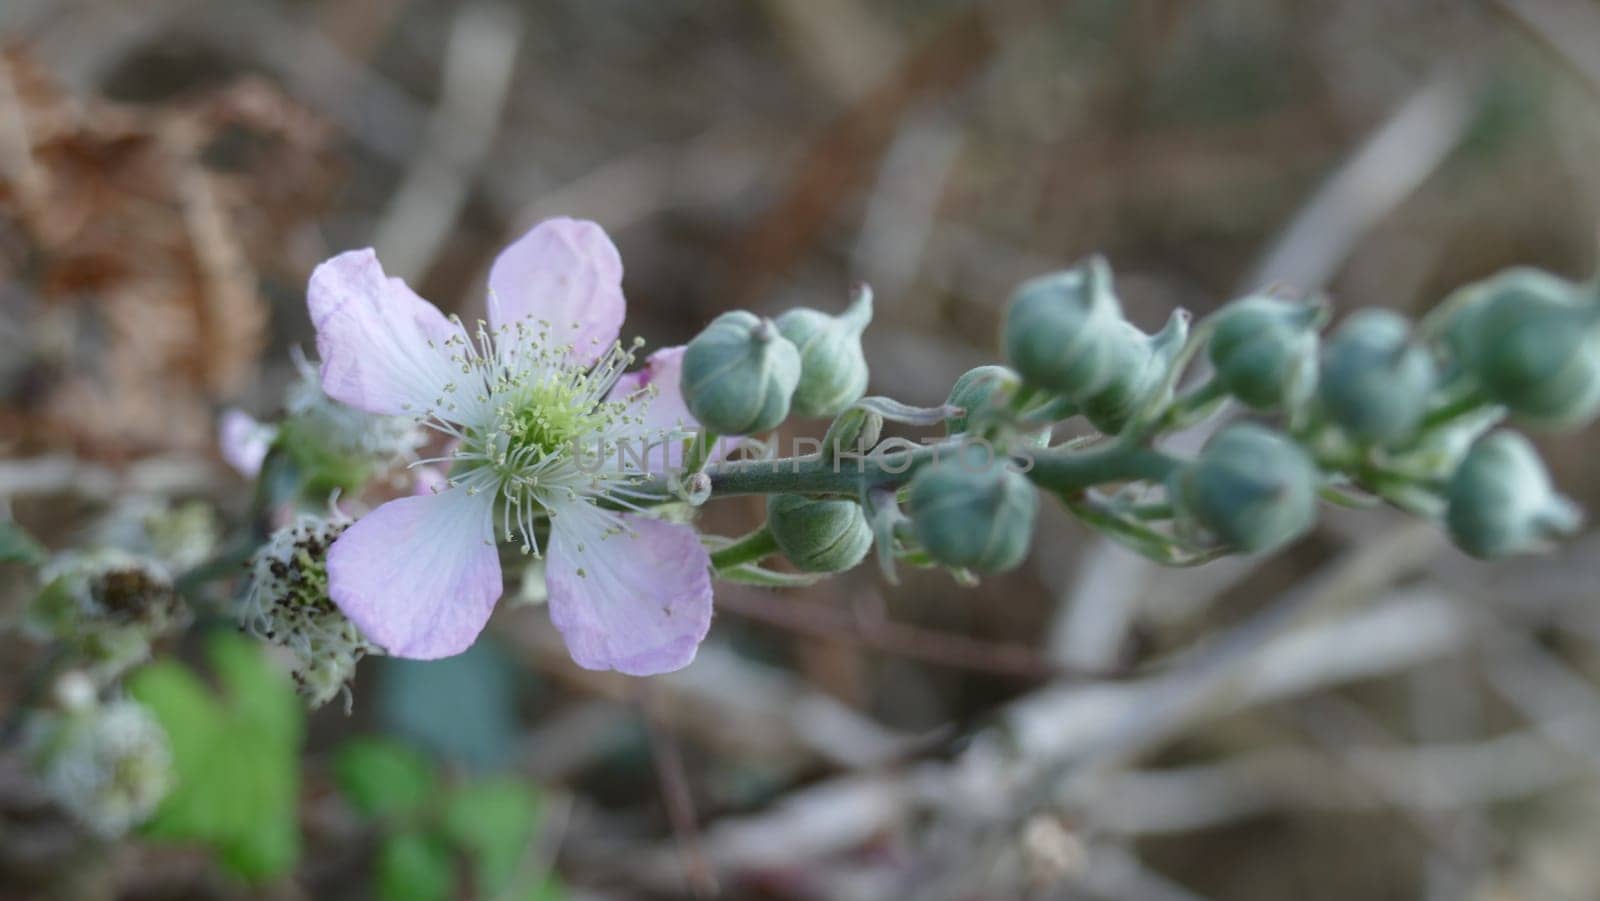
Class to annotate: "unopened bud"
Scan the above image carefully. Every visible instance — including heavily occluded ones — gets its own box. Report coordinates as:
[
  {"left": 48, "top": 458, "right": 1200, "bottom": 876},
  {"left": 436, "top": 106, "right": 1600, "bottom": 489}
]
[
  {"left": 1445, "top": 431, "right": 1582, "bottom": 558},
  {"left": 277, "top": 355, "right": 425, "bottom": 496},
  {"left": 776, "top": 285, "right": 873, "bottom": 418},
  {"left": 1170, "top": 424, "right": 1319, "bottom": 553},
  {"left": 1318, "top": 309, "right": 1437, "bottom": 446},
  {"left": 681, "top": 311, "right": 802, "bottom": 435},
  {"left": 944, "top": 365, "right": 1022, "bottom": 436},
  {"left": 1077, "top": 309, "right": 1189, "bottom": 434},
  {"left": 906, "top": 443, "right": 1038, "bottom": 572},
  {"left": 766, "top": 494, "right": 873, "bottom": 573},
  {"left": 1208, "top": 295, "right": 1325, "bottom": 411},
  {"left": 1455, "top": 269, "right": 1600, "bottom": 429},
  {"left": 1003, "top": 257, "right": 1125, "bottom": 398},
  {"left": 823, "top": 406, "right": 883, "bottom": 459}
]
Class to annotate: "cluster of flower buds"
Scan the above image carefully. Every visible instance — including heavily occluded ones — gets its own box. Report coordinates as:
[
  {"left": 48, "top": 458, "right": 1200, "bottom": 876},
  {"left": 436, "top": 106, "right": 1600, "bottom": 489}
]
[
  {"left": 27, "top": 550, "right": 189, "bottom": 682},
  {"left": 680, "top": 287, "right": 874, "bottom": 438},
  {"left": 24, "top": 672, "right": 171, "bottom": 838},
  {"left": 240, "top": 516, "right": 377, "bottom": 709},
  {"left": 672, "top": 255, "right": 1590, "bottom": 584},
  {"left": 966, "top": 256, "right": 1591, "bottom": 565}
]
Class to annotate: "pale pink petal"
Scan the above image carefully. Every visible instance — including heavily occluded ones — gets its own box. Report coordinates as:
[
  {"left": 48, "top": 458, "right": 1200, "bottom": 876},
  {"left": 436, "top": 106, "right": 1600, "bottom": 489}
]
[
  {"left": 309, "top": 249, "right": 461, "bottom": 416},
  {"left": 487, "top": 218, "right": 624, "bottom": 365},
  {"left": 546, "top": 512, "right": 712, "bottom": 675},
  {"left": 218, "top": 408, "right": 275, "bottom": 477},
  {"left": 411, "top": 464, "right": 449, "bottom": 496},
  {"left": 608, "top": 345, "right": 739, "bottom": 472},
  {"left": 326, "top": 490, "right": 501, "bottom": 659}
]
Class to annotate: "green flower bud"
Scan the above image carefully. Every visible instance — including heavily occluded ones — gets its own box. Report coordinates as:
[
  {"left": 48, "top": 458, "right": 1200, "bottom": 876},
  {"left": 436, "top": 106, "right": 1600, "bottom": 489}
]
[
  {"left": 1457, "top": 270, "right": 1600, "bottom": 428},
  {"left": 681, "top": 311, "right": 803, "bottom": 435},
  {"left": 1077, "top": 309, "right": 1189, "bottom": 434},
  {"left": 906, "top": 443, "right": 1038, "bottom": 572},
  {"left": 823, "top": 405, "right": 883, "bottom": 459},
  {"left": 1170, "top": 423, "right": 1319, "bottom": 553},
  {"left": 776, "top": 286, "right": 873, "bottom": 418},
  {"left": 1318, "top": 309, "right": 1437, "bottom": 446},
  {"left": 286, "top": 358, "right": 422, "bottom": 462},
  {"left": 1445, "top": 431, "right": 1581, "bottom": 558},
  {"left": 276, "top": 354, "right": 425, "bottom": 498},
  {"left": 1002, "top": 256, "right": 1125, "bottom": 398},
  {"left": 945, "top": 365, "right": 1021, "bottom": 435},
  {"left": 766, "top": 494, "right": 873, "bottom": 573},
  {"left": 1207, "top": 295, "right": 1325, "bottom": 411}
]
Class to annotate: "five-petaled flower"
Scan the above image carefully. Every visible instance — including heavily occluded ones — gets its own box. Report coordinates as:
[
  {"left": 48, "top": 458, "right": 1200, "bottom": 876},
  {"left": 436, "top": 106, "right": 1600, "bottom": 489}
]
[{"left": 308, "top": 218, "right": 715, "bottom": 675}]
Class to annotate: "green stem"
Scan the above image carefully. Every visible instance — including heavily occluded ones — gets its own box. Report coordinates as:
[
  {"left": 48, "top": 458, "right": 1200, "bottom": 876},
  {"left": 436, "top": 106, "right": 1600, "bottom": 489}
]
[
  {"left": 709, "top": 527, "right": 779, "bottom": 570},
  {"left": 1165, "top": 376, "right": 1228, "bottom": 426},
  {"left": 1418, "top": 388, "right": 1493, "bottom": 430},
  {"left": 1025, "top": 444, "right": 1184, "bottom": 495},
  {"left": 1123, "top": 316, "right": 1218, "bottom": 443},
  {"left": 679, "top": 429, "right": 723, "bottom": 478},
  {"left": 636, "top": 439, "right": 1185, "bottom": 502}
]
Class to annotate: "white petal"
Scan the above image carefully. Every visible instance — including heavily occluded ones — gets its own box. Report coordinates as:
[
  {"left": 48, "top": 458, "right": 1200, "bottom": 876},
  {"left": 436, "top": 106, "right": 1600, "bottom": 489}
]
[
  {"left": 487, "top": 218, "right": 625, "bottom": 366},
  {"left": 545, "top": 510, "right": 712, "bottom": 675},
  {"left": 309, "top": 249, "right": 462, "bottom": 416},
  {"left": 326, "top": 489, "right": 501, "bottom": 659}
]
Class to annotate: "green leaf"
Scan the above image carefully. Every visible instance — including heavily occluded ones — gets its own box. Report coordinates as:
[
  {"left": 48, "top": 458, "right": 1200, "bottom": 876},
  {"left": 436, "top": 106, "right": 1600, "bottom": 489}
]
[
  {"left": 441, "top": 777, "right": 540, "bottom": 894},
  {"left": 334, "top": 738, "right": 438, "bottom": 820},
  {"left": 377, "top": 830, "right": 455, "bottom": 901},
  {"left": 518, "top": 874, "right": 568, "bottom": 901},
  {"left": 0, "top": 519, "right": 47, "bottom": 565},
  {"left": 128, "top": 632, "right": 303, "bottom": 882}
]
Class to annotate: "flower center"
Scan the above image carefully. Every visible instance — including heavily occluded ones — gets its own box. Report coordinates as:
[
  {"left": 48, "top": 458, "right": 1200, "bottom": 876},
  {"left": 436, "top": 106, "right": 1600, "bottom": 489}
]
[
  {"left": 501, "top": 378, "right": 606, "bottom": 458},
  {"left": 426, "top": 326, "right": 658, "bottom": 556}
]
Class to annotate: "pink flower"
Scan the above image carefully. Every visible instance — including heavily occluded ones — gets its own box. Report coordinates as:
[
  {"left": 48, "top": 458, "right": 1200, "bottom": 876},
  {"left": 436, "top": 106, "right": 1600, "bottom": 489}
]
[
  {"left": 308, "top": 218, "right": 713, "bottom": 675},
  {"left": 218, "top": 408, "right": 275, "bottom": 478}
]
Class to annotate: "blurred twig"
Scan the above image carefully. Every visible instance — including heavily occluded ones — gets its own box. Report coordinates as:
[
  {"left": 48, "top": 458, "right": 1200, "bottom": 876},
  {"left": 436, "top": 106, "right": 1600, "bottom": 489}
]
[
  {"left": 1496, "top": 0, "right": 1600, "bottom": 101},
  {"left": 632, "top": 526, "right": 1458, "bottom": 885},
  {"left": 1245, "top": 71, "right": 1479, "bottom": 295},
  {"left": 730, "top": 3, "right": 1002, "bottom": 306},
  {"left": 714, "top": 587, "right": 1075, "bottom": 682},
  {"left": 637, "top": 683, "right": 718, "bottom": 900},
  {"left": 495, "top": 617, "right": 913, "bottom": 772},
  {"left": 0, "top": 456, "right": 225, "bottom": 500},
  {"left": 370, "top": 3, "right": 522, "bottom": 282}
]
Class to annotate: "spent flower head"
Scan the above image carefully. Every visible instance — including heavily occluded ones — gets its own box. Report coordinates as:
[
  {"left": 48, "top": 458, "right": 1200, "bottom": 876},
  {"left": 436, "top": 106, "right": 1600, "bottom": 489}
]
[
  {"left": 241, "top": 515, "right": 376, "bottom": 709},
  {"left": 29, "top": 550, "right": 188, "bottom": 682},
  {"left": 26, "top": 676, "right": 172, "bottom": 839}
]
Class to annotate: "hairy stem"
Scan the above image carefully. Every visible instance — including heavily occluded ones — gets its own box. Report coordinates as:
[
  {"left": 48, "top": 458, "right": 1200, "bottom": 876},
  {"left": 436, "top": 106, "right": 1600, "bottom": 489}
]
[
  {"left": 636, "top": 440, "right": 1185, "bottom": 502},
  {"left": 709, "top": 526, "right": 779, "bottom": 570}
]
